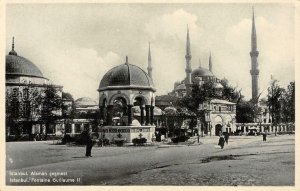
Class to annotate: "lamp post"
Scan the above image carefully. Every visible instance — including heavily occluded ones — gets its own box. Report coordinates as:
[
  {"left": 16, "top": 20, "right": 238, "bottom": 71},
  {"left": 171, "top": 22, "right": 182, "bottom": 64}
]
[{"left": 99, "top": 119, "right": 104, "bottom": 147}]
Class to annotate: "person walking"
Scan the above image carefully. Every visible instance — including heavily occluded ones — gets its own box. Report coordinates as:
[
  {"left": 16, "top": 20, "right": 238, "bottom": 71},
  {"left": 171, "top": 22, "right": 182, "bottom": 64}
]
[
  {"left": 262, "top": 131, "right": 267, "bottom": 142},
  {"left": 225, "top": 132, "right": 229, "bottom": 144},
  {"left": 218, "top": 134, "right": 225, "bottom": 149},
  {"left": 85, "top": 128, "right": 94, "bottom": 157}
]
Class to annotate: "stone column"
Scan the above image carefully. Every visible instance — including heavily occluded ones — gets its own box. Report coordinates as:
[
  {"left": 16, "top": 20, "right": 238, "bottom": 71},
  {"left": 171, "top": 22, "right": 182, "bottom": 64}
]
[
  {"left": 32, "top": 125, "right": 35, "bottom": 134},
  {"left": 140, "top": 106, "right": 145, "bottom": 125},
  {"left": 150, "top": 106, "right": 154, "bottom": 125},
  {"left": 71, "top": 124, "right": 75, "bottom": 134},
  {"left": 145, "top": 105, "right": 150, "bottom": 125},
  {"left": 99, "top": 106, "right": 104, "bottom": 120},
  {"left": 106, "top": 105, "right": 113, "bottom": 126},
  {"left": 127, "top": 105, "right": 133, "bottom": 125}
]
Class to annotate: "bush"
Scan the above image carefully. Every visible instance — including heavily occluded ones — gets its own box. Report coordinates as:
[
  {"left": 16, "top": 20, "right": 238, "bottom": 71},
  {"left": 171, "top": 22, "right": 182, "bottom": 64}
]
[
  {"left": 61, "top": 134, "right": 76, "bottom": 144},
  {"left": 97, "top": 138, "right": 110, "bottom": 146},
  {"left": 114, "top": 139, "right": 125, "bottom": 147},
  {"left": 132, "top": 138, "right": 147, "bottom": 146},
  {"left": 171, "top": 135, "right": 189, "bottom": 143}
]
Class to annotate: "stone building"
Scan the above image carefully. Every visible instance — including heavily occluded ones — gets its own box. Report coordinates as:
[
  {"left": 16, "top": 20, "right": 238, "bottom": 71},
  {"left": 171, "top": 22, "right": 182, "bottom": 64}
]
[
  {"left": 5, "top": 38, "right": 64, "bottom": 140},
  {"left": 98, "top": 55, "right": 156, "bottom": 143}
]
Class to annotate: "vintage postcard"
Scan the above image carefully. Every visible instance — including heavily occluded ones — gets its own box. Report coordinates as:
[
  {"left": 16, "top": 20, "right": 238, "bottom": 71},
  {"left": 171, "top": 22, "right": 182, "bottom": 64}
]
[{"left": 1, "top": 1, "right": 299, "bottom": 190}]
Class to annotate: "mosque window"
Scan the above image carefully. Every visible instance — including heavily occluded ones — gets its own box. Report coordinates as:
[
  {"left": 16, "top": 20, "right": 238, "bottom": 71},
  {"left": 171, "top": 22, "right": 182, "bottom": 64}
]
[
  {"left": 23, "top": 101, "right": 31, "bottom": 118},
  {"left": 13, "top": 88, "right": 18, "bottom": 97},
  {"left": 11, "top": 99, "right": 20, "bottom": 118},
  {"left": 219, "top": 106, "right": 221, "bottom": 112},
  {"left": 23, "top": 88, "right": 29, "bottom": 100}
]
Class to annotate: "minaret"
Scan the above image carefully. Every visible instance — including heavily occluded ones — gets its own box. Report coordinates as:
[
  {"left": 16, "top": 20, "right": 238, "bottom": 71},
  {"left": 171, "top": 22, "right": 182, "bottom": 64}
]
[
  {"left": 9, "top": 36, "right": 18, "bottom": 56},
  {"left": 209, "top": 51, "right": 212, "bottom": 72},
  {"left": 147, "top": 42, "right": 152, "bottom": 78},
  {"left": 185, "top": 25, "right": 192, "bottom": 86},
  {"left": 250, "top": 8, "right": 260, "bottom": 103}
]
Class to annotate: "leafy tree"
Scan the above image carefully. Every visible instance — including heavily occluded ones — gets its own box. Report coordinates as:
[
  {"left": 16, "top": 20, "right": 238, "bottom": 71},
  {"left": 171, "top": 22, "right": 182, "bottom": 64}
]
[
  {"left": 280, "top": 81, "right": 295, "bottom": 123},
  {"left": 267, "top": 79, "right": 285, "bottom": 125},
  {"left": 236, "top": 100, "right": 255, "bottom": 123},
  {"left": 38, "top": 85, "right": 63, "bottom": 139}
]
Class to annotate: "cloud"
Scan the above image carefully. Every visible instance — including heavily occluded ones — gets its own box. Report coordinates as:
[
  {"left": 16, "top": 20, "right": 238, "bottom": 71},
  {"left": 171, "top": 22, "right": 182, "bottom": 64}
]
[
  {"left": 37, "top": 42, "right": 121, "bottom": 101},
  {"left": 144, "top": 9, "right": 203, "bottom": 95},
  {"left": 145, "top": 9, "right": 202, "bottom": 43}
]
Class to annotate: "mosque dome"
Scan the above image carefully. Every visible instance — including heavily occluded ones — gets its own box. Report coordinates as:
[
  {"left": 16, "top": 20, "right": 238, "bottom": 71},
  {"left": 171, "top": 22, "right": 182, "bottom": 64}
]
[
  {"left": 6, "top": 54, "right": 44, "bottom": 78},
  {"left": 99, "top": 57, "right": 155, "bottom": 91},
  {"left": 174, "top": 83, "right": 186, "bottom": 91},
  {"left": 75, "top": 97, "right": 97, "bottom": 107},
  {"left": 191, "top": 67, "right": 214, "bottom": 78},
  {"left": 6, "top": 38, "right": 44, "bottom": 79}
]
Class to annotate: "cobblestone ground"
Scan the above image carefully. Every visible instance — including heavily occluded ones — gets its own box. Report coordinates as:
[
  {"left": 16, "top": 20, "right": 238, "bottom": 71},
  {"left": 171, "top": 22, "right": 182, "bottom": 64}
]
[{"left": 6, "top": 134, "right": 295, "bottom": 186}]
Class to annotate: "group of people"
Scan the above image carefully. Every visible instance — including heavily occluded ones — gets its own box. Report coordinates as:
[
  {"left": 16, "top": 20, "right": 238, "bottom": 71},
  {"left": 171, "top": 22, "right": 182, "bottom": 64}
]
[
  {"left": 218, "top": 131, "right": 268, "bottom": 149},
  {"left": 218, "top": 132, "right": 230, "bottom": 149}
]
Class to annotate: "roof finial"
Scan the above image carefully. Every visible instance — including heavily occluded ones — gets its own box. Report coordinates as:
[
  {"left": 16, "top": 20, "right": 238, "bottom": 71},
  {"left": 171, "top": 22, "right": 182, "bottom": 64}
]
[
  {"left": 125, "top": 55, "right": 128, "bottom": 64},
  {"left": 12, "top": 36, "right": 15, "bottom": 51},
  {"left": 9, "top": 36, "right": 18, "bottom": 56}
]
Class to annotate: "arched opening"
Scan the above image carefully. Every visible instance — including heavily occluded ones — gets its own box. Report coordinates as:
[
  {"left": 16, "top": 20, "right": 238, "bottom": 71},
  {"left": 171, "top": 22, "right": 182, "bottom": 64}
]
[{"left": 111, "top": 97, "right": 127, "bottom": 126}]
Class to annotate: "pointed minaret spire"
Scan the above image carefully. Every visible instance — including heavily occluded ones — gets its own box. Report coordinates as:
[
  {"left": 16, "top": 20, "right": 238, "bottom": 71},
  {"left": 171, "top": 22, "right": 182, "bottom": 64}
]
[
  {"left": 209, "top": 51, "right": 212, "bottom": 72},
  {"left": 9, "top": 36, "right": 18, "bottom": 56},
  {"left": 185, "top": 25, "right": 192, "bottom": 87},
  {"left": 250, "top": 7, "right": 260, "bottom": 104},
  {"left": 186, "top": 25, "right": 191, "bottom": 56},
  {"left": 251, "top": 7, "right": 257, "bottom": 52},
  {"left": 12, "top": 36, "right": 15, "bottom": 51},
  {"left": 147, "top": 42, "right": 153, "bottom": 78}
]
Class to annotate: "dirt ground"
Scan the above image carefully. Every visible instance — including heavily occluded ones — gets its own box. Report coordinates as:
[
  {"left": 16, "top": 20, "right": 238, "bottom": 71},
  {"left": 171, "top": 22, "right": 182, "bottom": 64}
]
[{"left": 6, "top": 134, "right": 295, "bottom": 186}]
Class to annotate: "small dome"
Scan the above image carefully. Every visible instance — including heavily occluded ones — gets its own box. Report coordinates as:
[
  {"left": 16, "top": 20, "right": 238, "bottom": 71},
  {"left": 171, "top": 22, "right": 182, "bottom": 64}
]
[
  {"left": 192, "top": 67, "right": 214, "bottom": 78},
  {"left": 6, "top": 54, "right": 44, "bottom": 78},
  {"left": 75, "top": 97, "right": 97, "bottom": 107},
  {"left": 214, "top": 83, "right": 223, "bottom": 89},
  {"left": 99, "top": 57, "right": 155, "bottom": 91},
  {"left": 174, "top": 83, "right": 186, "bottom": 91}
]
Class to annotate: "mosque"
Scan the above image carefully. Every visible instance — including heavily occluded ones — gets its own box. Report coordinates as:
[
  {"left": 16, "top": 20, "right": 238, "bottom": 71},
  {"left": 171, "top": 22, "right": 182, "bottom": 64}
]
[
  {"left": 5, "top": 37, "right": 64, "bottom": 140},
  {"left": 167, "top": 26, "right": 237, "bottom": 136}
]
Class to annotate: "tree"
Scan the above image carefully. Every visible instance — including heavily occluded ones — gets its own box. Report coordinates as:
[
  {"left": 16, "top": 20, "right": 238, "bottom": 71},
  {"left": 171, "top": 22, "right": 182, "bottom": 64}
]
[
  {"left": 280, "top": 81, "right": 295, "bottom": 123},
  {"left": 267, "top": 79, "right": 285, "bottom": 125},
  {"left": 39, "top": 85, "right": 63, "bottom": 139},
  {"left": 62, "top": 91, "right": 75, "bottom": 135},
  {"left": 236, "top": 100, "right": 255, "bottom": 123}
]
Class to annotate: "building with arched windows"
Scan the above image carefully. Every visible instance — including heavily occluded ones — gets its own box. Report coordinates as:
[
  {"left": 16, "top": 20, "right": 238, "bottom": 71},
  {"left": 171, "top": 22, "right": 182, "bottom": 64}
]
[
  {"left": 5, "top": 38, "right": 64, "bottom": 140},
  {"left": 98, "top": 56, "right": 156, "bottom": 143}
]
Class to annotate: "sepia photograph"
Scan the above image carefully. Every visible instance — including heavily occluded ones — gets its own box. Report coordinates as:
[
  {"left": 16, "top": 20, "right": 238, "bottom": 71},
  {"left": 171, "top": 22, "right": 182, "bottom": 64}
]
[{"left": 3, "top": 1, "right": 298, "bottom": 188}]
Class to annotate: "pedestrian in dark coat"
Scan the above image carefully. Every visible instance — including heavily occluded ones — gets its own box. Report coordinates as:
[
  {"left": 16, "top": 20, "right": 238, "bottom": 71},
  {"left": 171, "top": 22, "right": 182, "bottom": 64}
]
[
  {"left": 262, "top": 131, "right": 267, "bottom": 142},
  {"left": 218, "top": 135, "right": 225, "bottom": 149},
  {"left": 85, "top": 129, "right": 94, "bottom": 157},
  {"left": 225, "top": 132, "right": 229, "bottom": 144}
]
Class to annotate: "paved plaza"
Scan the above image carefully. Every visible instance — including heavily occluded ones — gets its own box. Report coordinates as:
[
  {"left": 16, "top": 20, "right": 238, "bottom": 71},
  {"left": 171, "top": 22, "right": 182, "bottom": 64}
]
[{"left": 6, "top": 134, "right": 294, "bottom": 186}]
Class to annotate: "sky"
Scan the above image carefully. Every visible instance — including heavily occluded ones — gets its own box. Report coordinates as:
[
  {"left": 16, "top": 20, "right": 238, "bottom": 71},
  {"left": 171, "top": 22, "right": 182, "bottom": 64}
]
[{"left": 6, "top": 3, "right": 295, "bottom": 101}]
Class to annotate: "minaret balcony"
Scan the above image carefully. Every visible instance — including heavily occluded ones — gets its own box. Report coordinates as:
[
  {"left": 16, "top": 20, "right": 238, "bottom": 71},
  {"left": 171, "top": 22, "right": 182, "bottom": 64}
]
[
  {"left": 185, "top": 55, "right": 192, "bottom": 60},
  {"left": 250, "top": 51, "right": 259, "bottom": 57},
  {"left": 250, "top": 70, "right": 259, "bottom": 75}
]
